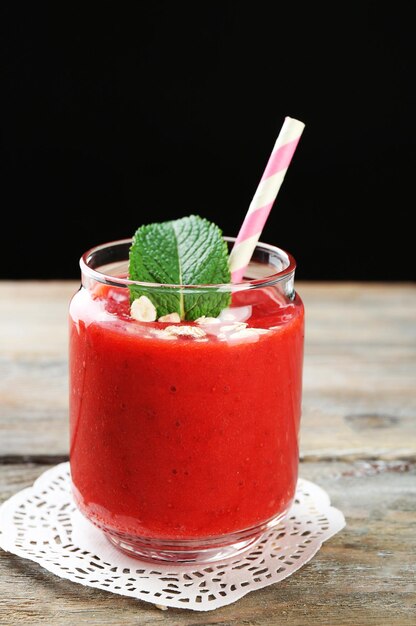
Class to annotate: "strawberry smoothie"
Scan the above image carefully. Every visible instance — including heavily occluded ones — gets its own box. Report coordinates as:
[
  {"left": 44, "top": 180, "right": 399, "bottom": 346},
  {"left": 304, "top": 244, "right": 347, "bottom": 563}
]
[{"left": 69, "top": 239, "right": 304, "bottom": 561}]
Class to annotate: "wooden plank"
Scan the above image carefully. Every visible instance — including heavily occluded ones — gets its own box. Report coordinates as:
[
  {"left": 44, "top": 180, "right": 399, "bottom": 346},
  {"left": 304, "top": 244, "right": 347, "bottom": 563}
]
[
  {"left": 0, "top": 281, "right": 77, "bottom": 357},
  {"left": 0, "top": 461, "right": 415, "bottom": 625},
  {"left": 0, "top": 281, "right": 74, "bottom": 456},
  {"left": 300, "top": 282, "right": 416, "bottom": 461},
  {"left": 0, "top": 281, "right": 415, "bottom": 458}
]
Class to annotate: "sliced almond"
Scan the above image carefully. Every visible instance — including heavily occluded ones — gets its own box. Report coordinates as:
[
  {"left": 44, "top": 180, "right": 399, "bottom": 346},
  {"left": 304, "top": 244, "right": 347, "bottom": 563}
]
[
  {"left": 149, "top": 328, "right": 177, "bottom": 340},
  {"left": 164, "top": 325, "right": 207, "bottom": 338},
  {"left": 195, "top": 316, "right": 221, "bottom": 325},
  {"left": 130, "top": 296, "right": 157, "bottom": 322},
  {"left": 158, "top": 312, "right": 181, "bottom": 323},
  {"left": 227, "top": 328, "right": 260, "bottom": 343},
  {"left": 220, "top": 322, "right": 248, "bottom": 333}
]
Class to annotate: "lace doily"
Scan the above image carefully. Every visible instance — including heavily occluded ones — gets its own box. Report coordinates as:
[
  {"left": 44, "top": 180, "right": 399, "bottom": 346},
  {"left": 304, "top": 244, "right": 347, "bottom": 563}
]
[{"left": 0, "top": 463, "right": 345, "bottom": 612}]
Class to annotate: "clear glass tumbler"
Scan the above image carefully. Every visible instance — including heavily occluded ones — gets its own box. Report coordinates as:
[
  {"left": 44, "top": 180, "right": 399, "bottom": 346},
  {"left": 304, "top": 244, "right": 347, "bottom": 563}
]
[{"left": 69, "top": 238, "right": 304, "bottom": 563}]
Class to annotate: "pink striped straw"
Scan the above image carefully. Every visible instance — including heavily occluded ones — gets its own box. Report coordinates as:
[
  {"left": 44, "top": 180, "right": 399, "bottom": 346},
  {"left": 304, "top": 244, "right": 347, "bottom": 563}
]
[{"left": 229, "top": 116, "right": 305, "bottom": 282}]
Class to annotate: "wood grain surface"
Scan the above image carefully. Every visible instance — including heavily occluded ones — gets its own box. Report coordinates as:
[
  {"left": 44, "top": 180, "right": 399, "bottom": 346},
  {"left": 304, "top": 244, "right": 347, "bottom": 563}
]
[{"left": 0, "top": 281, "right": 415, "bottom": 625}]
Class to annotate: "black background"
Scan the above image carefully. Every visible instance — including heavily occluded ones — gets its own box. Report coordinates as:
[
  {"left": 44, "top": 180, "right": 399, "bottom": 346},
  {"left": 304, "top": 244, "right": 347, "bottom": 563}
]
[{"left": 1, "top": 2, "right": 415, "bottom": 281}]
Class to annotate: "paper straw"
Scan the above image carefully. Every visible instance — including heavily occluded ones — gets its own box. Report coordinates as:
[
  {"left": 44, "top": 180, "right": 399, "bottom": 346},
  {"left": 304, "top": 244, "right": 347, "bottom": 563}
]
[{"left": 229, "top": 116, "right": 305, "bottom": 282}]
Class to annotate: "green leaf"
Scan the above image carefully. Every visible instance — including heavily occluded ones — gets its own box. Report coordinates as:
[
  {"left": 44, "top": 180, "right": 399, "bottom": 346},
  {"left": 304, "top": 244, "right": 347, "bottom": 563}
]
[{"left": 128, "top": 215, "right": 231, "bottom": 320}]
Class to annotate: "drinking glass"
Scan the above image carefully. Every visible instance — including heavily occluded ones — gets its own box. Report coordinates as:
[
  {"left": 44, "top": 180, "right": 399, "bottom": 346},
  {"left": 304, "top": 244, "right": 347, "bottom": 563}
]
[{"left": 69, "top": 238, "right": 304, "bottom": 563}]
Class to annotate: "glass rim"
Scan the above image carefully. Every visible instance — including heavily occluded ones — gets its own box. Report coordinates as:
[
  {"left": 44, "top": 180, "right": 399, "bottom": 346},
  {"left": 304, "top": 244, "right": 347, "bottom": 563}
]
[{"left": 80, "top": 236, "right": 297, "bottom": 291}]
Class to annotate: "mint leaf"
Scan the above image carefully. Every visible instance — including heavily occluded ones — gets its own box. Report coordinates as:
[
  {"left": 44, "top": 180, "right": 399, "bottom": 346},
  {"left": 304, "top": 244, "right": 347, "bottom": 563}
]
[{"left": 129, "top": 215, "right": 231, "bottom": 320}]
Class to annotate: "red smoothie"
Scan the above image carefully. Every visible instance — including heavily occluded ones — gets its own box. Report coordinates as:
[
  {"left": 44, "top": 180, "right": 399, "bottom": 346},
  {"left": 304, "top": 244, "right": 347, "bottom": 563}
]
[{"left": 69, "top": 279, "right": 304, "bottom": 546}]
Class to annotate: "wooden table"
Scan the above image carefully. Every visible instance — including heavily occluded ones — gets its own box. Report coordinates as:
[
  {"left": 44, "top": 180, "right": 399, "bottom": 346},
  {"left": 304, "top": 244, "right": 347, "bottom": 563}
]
[{"left": 1, "top": 281, "right": 415, "bottom": 625}]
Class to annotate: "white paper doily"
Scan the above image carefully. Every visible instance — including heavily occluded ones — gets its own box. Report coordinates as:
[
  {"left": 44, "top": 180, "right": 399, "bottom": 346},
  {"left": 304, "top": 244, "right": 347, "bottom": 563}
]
[{"left": 0, "top": 462, "right": 345, "bottom": 612}]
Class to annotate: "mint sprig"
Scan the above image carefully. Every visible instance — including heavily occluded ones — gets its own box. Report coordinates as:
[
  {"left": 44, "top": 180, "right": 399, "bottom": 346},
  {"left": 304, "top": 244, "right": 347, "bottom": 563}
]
[{"left": 128, "top": 215, "right": 231, "bottom": 320}]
